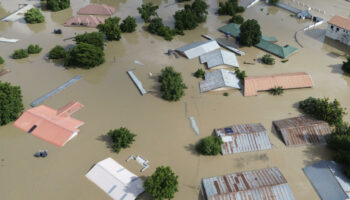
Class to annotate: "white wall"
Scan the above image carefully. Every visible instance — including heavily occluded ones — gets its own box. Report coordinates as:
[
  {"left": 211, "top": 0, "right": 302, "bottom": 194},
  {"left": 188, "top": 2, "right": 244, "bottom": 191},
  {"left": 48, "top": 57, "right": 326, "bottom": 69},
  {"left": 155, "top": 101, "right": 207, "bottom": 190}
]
[{"left": 326, "top": 23, "right": 350, "bottom": 46}]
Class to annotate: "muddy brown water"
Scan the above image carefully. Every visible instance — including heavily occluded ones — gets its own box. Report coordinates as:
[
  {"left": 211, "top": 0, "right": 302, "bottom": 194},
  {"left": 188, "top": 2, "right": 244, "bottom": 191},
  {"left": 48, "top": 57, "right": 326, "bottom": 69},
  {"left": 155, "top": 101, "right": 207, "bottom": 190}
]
[{"left": 0, "top": 0, "right": 349, "bottom": 199}]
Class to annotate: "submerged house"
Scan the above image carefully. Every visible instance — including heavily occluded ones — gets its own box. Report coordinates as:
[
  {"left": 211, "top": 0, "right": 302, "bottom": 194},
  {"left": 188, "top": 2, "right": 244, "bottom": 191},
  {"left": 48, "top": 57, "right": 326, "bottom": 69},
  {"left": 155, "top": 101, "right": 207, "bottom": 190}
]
[
  {"left": 215, "top": 123, "right": 271, "bottom": 155},
  {"left": 326, "top": 15, "right": 350, "bottom": 46},
  {"left": 201, "top": 167, "right": 295, "bottom": 200},
  {"left": 77, "top": 4, "right": 116, "bottom": 16},
  {"left": 244, "top": 72, "right": 313, "bottom": 96},
  {"left": 64, "top": 15, "right": 105, "bottom": 28},
  {"left": 199, "top": 69, "right": 241, "bottom": 93},
  {"left": 86, "top": 158, "right": 144, "bottom": 200},
  {"left": 14, "top": 102, "right": 84, "bottom": 147},
  {"left": 175, "top": 40, "right": 220, "bottom": 59},
  {"left": 200, "top": 49, "right": 239, "bottom": 69},
  {"left": 273, "top": 116, "right": 331, "bottom": 147}
]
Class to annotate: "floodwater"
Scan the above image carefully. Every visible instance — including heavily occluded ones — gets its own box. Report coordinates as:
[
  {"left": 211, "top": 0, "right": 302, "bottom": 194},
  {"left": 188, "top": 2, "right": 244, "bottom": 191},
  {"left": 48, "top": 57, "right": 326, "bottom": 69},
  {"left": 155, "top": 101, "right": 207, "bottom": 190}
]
[{"left": 0, "top": 0, "right": 349, "bottom": 199}]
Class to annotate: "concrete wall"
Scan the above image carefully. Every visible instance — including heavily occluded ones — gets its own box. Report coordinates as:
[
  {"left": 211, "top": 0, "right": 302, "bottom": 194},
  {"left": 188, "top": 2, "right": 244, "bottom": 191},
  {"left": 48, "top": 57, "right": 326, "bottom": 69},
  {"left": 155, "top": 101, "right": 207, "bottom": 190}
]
[{"left": 326, "top": 23, "right": 350, "bottom": 46}]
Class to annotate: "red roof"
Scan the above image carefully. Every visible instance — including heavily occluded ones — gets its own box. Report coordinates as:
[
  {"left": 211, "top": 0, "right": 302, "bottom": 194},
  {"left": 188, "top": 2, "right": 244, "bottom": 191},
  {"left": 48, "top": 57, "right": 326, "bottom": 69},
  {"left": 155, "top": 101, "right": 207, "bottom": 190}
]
[
  {"left": 77, "top": 4, "right": 116, "bottom": 16},
  {"left": 64, "top": 15, "right": 105, "bottom": 28},
  {"left": 328, "top": 16, "right": 350, "bottom": 31},
  {"left": 14, "top": 102, "right": 84, "bottom": 147}
]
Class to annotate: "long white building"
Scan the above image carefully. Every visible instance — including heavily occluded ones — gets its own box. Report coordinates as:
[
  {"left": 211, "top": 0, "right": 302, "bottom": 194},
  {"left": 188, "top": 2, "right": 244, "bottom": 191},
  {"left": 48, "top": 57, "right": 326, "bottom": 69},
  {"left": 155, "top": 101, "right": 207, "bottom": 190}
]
[{"left": 326, "top": 15, "right": 350, "bottom": 46}]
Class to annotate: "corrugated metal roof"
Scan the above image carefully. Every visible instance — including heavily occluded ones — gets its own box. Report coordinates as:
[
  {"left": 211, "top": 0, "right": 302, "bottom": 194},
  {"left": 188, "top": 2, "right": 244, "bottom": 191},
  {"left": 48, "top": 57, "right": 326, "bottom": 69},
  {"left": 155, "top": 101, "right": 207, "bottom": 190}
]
[
  {"left": 200, "top": 49, "right": 239, "bottom": 69},
  {"left": 175, "top": 40, "right": 220, "bottom": 59},
  {"left": 328, "top": 15, "right": 350, "bottom": 31},
  {"left": 64, "top": 15, "right": 105, "bottom": 28},
  {"left": 77, "top": 4, "right": 116, "bottom": 16},
  {"left": 201, "top": 167, "right": 295, "bottom": 200},
  {"left": 199, "top": 69, "right": 241, "bottom": 93},
  {"left": 244, "top": 72, "right": 313, "bottom": 96},
  {"left": 215, "top": 123, "right": 272, "bottom": 155},
  {"left": 273, "top": 116, "right": 331, "bottom": 147}
]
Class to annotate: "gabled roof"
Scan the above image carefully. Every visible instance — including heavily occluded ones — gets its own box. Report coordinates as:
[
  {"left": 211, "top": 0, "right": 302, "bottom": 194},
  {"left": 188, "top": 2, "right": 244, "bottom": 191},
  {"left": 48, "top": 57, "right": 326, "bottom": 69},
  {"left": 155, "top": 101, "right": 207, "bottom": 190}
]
[
  {"left": 328, "top": 15, "right": 350, "bottom": 31},
  {"left": 175, "top": 40, "right": 220, "bottom": 59},
  {"left": 200, "top": 49, "right": 239, "bottom": 69},
  {"left": 77, "top": 4, "right": 116, "bottom": 16},
  {"left": 64, "top": 15, "right": 105, "bottom": 28},
  {"left": 199, "top": 69, "right": 241, "bottom": 93},
  {"left": 86, "top": 158, "right": 144, "bottom": 200}
]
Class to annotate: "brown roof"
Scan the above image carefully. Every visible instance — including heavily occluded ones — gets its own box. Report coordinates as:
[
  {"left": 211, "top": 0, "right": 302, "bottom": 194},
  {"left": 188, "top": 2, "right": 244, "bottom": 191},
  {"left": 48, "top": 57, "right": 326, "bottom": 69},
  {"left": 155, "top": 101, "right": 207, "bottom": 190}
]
[
  {"left": 273, "top": 116, "right": 331, "bottom": 147},
  {"left": 244, "top": 72, "right": 313, "bottom": 96},
  {"left": 77, "top": 4, "right": 116, "bottom": 16},
  {"left": 64, "top": 15, "right": 105, "bottom": 28},
  {"left": 328, "top": 15, "right": 350, "bottom": 31}
]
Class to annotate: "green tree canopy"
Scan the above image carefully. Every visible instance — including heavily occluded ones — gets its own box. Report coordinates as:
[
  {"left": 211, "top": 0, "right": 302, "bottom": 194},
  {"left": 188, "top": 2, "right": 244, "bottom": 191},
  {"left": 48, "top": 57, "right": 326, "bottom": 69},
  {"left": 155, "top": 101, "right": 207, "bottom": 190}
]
[
  {"left": 46, "top": 0, "right": 70, "bottom": 11},
  {"left": 12, "top": 49, "right": 29, "bottom": 59},
  {"left": 218, "top": 0, "right": 245, "bottom": 16},
  {"left": 194, "top": 68, "right": 205, "bottom": 79},
  {"left": 174, "top": 0, "right": 208, "bottom": 31},
  {"left": 144, "top": 166, "right": 179, "bottom": 200},
  {"left": 342, "top": 56, "right": 350, "bottom": 74},
  {"left": 148, "top": 18, "right": 175, "bottom": 41},
  {"left": 0, "top": 81, "right": 24, "bottom": 126},
  {"left": 262, "top": 54, "right": 275, "bottom": 65},
  {"left": 27, "top": 44, "right": 42, "bottom": 54},
  {"left": 239, "top": 19, "right": 262, "bottom": 46},
  {"left": 74, "top": 32, "right": 105, "bottom": 50},
  {"left": 234, "top": 68, "right": 246, "bottom": 80},
  {"left": 159, "top": 66, "right": 187, "bottom": 101},
  {"left": 229, "top": 15, "right": 244, "bottom": 24},
  {"left": 120, "top": 16, "right": 137, "bottom": 33},
  {"left": 269, "top": 0, "right": 279, "bottom": 5},
  {"left": 0, "top": 56, "right": 4, "bottom": 64},
  {"left": 190, "top": 0, "right": 209, "bottom": 23},
  {"left": 107, "top": 127, "right": 136, "bottom": 153},
  {"left": 24, "top": 8, "right": 45, "bottom": 24},
  {"left": 49, "top": 45, "right": 66, "bottom": 59},
  {"left": 97, "top": 17, "right": 122, "bottom": 41},
  {"left": 65, "top": 43, "right": 105, "bottom": 69},
  {"left": 196, "top": 136, "right": 223, "bottom": 155},
  {"left": 137, "top": 3, "right": 159, "bottom": 23}
]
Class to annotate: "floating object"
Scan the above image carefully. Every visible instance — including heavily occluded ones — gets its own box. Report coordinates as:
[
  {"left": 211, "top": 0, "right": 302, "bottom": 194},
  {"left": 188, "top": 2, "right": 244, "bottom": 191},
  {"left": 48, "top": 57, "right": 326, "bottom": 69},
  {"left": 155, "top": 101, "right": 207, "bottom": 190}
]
[
  {"left": 64, "top": 15, "right": 106, "bottom": 28},
  {"left": 77, "top": 4, "right": 116, "bottom": 16},
  {"left": 189, "top": 117, "right": 199, "bottom": 135},
  {"left": 53, "top": 29, "right": 62, "bottom": 34},
  {"left": 86, "top": 158, "right": 144, "bottom": 200},
  {"left": 148, "top": 72, "right": 152, "bottom": 77},
  {"left": 126, "top": 155, "right": 150, "bottom": 172},
  {"left": 199, "top": 69, "right": 241, "bottom": 93},
  {"left": 201, "top": 34, "right": 245, "bottom": 55},
  {"left": 246, "top": 0, "right": 261, "bottom": 8},
  {"left": 243, "top": 61, "right": 255, "bottom": 65},
  {"left": 167, "top": 49, "right": 174, "bottom": 55},
  {"left": 134, "top": 60, "right": 144, "bottom": 65},
  {"left": 1, "top": 4, "right": 34, "bottom": 22},
  {"left": 0, "top": 37, "right": 19, "bottom": 43},
  {"left": 30, "top": 75, "right": 82, "bottom": 107},
  {"left": 200, "top": 49, "right": 239, "bottom": 69},
  {"left": 0, "top": 69, "right": 10, "bottom": 76},
  {"left": 127, "top": 70, "right": 147, "bottom": 95},
  {"left": 175, "top": 40, "right": 220, "bottom": 59},
  {"left": 34, "top": 150, "right": 48, "bottom": 158}
]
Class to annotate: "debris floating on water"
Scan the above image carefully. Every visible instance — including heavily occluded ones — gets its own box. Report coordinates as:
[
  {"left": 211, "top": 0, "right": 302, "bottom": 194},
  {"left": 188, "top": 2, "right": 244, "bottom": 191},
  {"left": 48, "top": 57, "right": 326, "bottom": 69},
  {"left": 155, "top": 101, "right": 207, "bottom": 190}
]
[
  {"left": 34, "top": 150, "right": 48, "bottom": 158},
  {"left": 134, "top": 60, "right": 144, "bottom": 66},
  {"left": 189, "top": 117, "right": 200, "bottom": 135}
]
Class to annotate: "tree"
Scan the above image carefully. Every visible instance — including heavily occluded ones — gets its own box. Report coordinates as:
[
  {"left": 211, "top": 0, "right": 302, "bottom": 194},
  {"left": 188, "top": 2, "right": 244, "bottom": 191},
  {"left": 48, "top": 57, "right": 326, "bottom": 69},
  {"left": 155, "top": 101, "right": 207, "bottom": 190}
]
[
  {"left": 74, "top": 32, "right": 104, "bottom": 50},
  {"left": 120, "top": 16, "right": 137, "bottom": 33},
  {"left": 229, "top": 15, "right": 244, "bottom": 24},
  {"left": 137, "top": 3, "right": 159, "bottom": 23},
  {"left": 174, "top": 0, "right": 208, "bottom": 31},
  {"left": 24, "top": 8, "right": 45, "bottom": 24},
  {"left": 0, "top": 56, "right": 4, "bottom": 64},
  {"left": 0, "top": 81, "right": 24, "bottom": 126},
  {"left": 196, "top": 136, "right": 223, "bottom": 155},
  {"left": 12, "top": 49, "right": 29, "bottom": 59},
  {"left": 144, "top": 166, "right": 179, "bottom": 200},
  {"left": 262, "top": 54, "right": 275, "bottom": 65},
  {"left": 218, "top": 0, "right": 245, "bottom": 16},
  {"left": 46, "top": 0, "right": 70, "bottom": 11},
  {"left": 234, "top": 68, "right": 246, "bottom": 80},
  {"left": 107, "top": 127, "right": 136, "bottom": 153},
  {"left": 97, "top": 17, "right": 122, "bottom": 41},
  {"left": 65, "top": 43, "right": 105, "bottom": 69},
  {"left": 239, "top": 19, "right": 262, "bottom": 46},
  {"left": 159, "top": 66, "right": 187, "bottom": 101},
  {"left": 148, "top": 18, "right": 175, "bottom": 41},
  {"left": 268, "top": 86, "right": 283, "bottom": 95},
  {"left": 299, "top": 97, "right": 346, "bottom": 126},
  {"left": 190, "top": 0, "right": 209, "bottom": 23},
  {"left": 27, "top": 44, "right": 42, "bottom": 54},
  {"left": 194, "top": 69, "right": 205, "bottom": 79},
  {"left": 342, "top": 56, "right": 350, "bottom": 74},
  {"left": 49, "top": 45, "right": 66, "bottom": 59},
  {"left": 269, "top": 0, "right": 279, "bottom": 5}
]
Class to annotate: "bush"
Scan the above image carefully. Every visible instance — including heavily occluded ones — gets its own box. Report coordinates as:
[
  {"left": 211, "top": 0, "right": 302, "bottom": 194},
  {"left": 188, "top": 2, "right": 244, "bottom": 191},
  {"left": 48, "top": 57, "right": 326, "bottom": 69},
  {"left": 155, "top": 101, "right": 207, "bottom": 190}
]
[
  {"left": 120, "top": 16, "right": 137, "bottom": 33},
  {"left": 12, "top": 49, "right": 29, "bottom": 59},
  {"left": 107, "top": 127, "right": 136, "bottom": 153},
  {"left": 196, "top": 136, "right": 223, "bottom": 155},
  {"left": 144, "top": 166, "right": 179, "bottom": 200},
  {"left": 0, "top": 56, "right": 4, "bottom": 64},
  {"left": 49, "top": 45, "right": 66, "bottom": 59},
  {"left": 223, "top": 92, "right": 229, "bottom": 96},
  {"left": 97, "top": 17, "right": 122, "bottom": 41},
  {"left": 24, "top": 8, "right": 45, "bottom": 24},
  {"left": 74, "top": 32, "right": 104, "bottom": 50},
  {"left": 27, "top": 44, "right": 42, "bottom": 54},
  {"left": 235, "top": 68, "right": 247, "bottom": 80},
  {"left": 65, "top": 43, "right": 105, "bottom": 69},
  {"left": 159, "top": 66, "right": 187, "bottom": 101},
  {"left": 269, "top": 0, "right": 279, "bottom": 5},
  {"left": 218, "top": 0, "right": 244, "bottom": 16},
  {"left": 342, "top": 56, "right": 350, "bottom": 74},
  {"left": 299, "top": 97, "right": 346, "bottom": 126},
  {"left": 229, "top": 15, "right": 244, "bottom": 24},
  {"left": 0, "top": 81, "right": 24, "bottom": 126},
  {"left": 46, "top": 0, "right": 70, "bottom": 11},
  {"left": 268, "top": 86, "right": 283, "bottom": 95},
  {"left": 262, "top": 54, "right": 275, "bottom": 65},
  {"left": 137, "top": 3, "right": 159, "bottom": 23},
  {"left": 239, "top": 19, "right": 262, "bottom": 46},
  {"left": 148, "top": 18, "right": 175, "bottom": 41},
  {"left": 194, "top": 69, "right": 205, "bottom": 79}
]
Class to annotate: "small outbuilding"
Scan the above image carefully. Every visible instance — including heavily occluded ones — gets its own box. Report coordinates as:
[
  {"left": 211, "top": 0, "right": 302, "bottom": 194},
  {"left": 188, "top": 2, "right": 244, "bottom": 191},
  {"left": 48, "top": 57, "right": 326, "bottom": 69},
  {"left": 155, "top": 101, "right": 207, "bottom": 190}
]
[
  {"left": 77, "top": 4, "right": 116, "bottom": 16},
  {"left": 326, "top": 15, "right": 350, "bottom": 46},
  {"left": 64, "top": 15, "right": 105, "bottom": 28},
  {"left": 199, "top": 69, "right": 241, "bottom": 93},
  {"left": 200, "top": 49, "right": 239, "bottom": 69},
  {"left": 86, "top": 158, "right": 144, "bottom": 200},
  {"left": 175, "top": 40, "right": 220, "bottom": 59}
]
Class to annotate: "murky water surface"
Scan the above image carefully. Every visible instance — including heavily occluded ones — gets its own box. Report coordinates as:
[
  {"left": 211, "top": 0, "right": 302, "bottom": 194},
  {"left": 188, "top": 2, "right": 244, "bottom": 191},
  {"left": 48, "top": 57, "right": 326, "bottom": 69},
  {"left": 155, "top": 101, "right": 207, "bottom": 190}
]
[{"left": 0, "top": 0, "right": 349, "bottom": 199}]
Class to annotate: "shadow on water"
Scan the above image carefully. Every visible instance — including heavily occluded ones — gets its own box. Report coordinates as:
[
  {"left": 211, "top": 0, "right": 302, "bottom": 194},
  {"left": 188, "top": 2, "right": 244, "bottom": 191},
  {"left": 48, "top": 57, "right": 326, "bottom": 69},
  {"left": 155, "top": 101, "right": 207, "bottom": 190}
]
[
  {"left": 270, "top": 123, "right": 284, "bottom": 144},
  {"left": 302, "top": 144, "right": 331, "bottom": 166},
  {"left": 322, "top": 37, "right": 350, "bottom": 55},
  {"left": 96, "top": 134, "right": 114, "bottom": 153},
  {"left": 232, "top": 153, "right": 269, "bottom": 168},
  {"left": 328, "top": 64, "right": 344, "bottom": 75},
  {"left": 184, "top": 143, "right": 198, "bottom": 156},
  {"left": 304, "top": 28, "right": 326, "bottom": 43}
]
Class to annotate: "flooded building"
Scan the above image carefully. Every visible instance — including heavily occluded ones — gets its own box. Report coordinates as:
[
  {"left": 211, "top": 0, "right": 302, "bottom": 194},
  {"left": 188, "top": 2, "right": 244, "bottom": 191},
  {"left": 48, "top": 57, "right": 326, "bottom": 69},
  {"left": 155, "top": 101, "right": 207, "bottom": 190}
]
[
  {"left": 201, "top": 167, "right": 295, "bottom": 200},
  {"left": 175, "top": 40, "right": 220, "bottom": 59},
  {"left": 77, "top": 4, "right": 116, "bottom": 16},
  {"left": 273, "top": 116, "right": 331, "bottom": 147},
  {"left": 199, "top": 69, "right": 241, "bottom": 93},
  {"left": 200, "top": 49, "right": 239, "bottom": 69},
  {"left": 326, "top": 15, "right": 350, "bottom": 46},
  {"left": 64, "top": 15, "right": 105, "bottom": 28},
  {"left": 86, "top": 158, "right": 144, "bottom": 200},
  {"left": 215, "top": 123, "right": 271, "bottom": 155},
  {"left": 14, "top": 102, "right": 84, "bottom": 147}
]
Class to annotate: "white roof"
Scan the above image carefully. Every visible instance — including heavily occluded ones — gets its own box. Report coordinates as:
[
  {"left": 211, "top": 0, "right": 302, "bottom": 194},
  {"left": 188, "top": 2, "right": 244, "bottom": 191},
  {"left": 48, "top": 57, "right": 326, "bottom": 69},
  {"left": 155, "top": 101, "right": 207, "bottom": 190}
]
[
  {"left": 175, "top": 40, "right": 220, "bottom": 59},
  {"left": 86, "top": 158, "right": 144, "bottom": 200},
  {"left": 199, "top": 69, "right": 241, "bottom": 93},
  {"left": 200, "top": 49, "right": 239, "bottom": 69}
]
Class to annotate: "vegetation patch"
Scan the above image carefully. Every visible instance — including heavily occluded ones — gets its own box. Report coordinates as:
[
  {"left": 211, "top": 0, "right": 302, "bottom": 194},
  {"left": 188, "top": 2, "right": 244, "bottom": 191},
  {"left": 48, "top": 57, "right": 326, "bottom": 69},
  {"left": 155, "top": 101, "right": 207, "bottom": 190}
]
[
  {"left": 97, "top": 17, "right": 122, "bottom": 41},
  {"left": 107, "top": 127, "right": 136, "bottom": 153},
  {"left": 193, "top": 68, "right": 205, "bottom": 79},
  {"left": 27, "top": 44, "right": 42, "bottom": 54},
  {"left": 229, "top": 15, "right": 244, "bottom": 24},
  {"left": 49, "top": 45, "right": 66, "bottom": 59},
  {"left": 64, "top": 43, "right": 105, "bottom": 69},
  {"left": 74, "top": 32, "right": 105, "bottom": 50},
  {"left": 148, "top": 18, "right": 176, "bottom": 41},
  {"left": 120, "top": 16, "right": 137, "bottom": 33},
  {"left": 281, "top": 59, "right": 289, "bottom": 63},
  {"left": 269, "top": 0, "right": 279, "bottom": 5},
  {"left": 196, "top": 136, "right": 223, "bottom": 155},
  {"left": 268, "top": 86, "right": 283, "bottom": 95},
  {"left": 0, "top": 56, "right": 4, "bottom": 64},
  {"left": 137, "top": 3, "right": 159, "bottom": 23},
  {"left": 342, "top": 56, "right": 350, "bottom": 74},
  {"left": 159, "top": 66, "right": 187, "bottom": 101},
  {"left": 239, "top": 19, "right": 262, "bottom": 46},
  {"left": 12, "top": 49, "right": 29, "bottom": 59},
  {"left": 24, "top": 8, "right": 45, "bottom": 24},
  {"left": 174, "top": 0, "right": 208, "bottom": 32},
  {"left": 234, "top": 68, "right": 247, "bottom": 81},
  {"left": 218, "top": 0, "right": 245, "bottom": 16},
  {"left": 0, "top": 81, "right": 24, "bottom": 126},
  {"left": 223, "top": 92, "right": 229, "bottom": 96},
  {"left": 46, "top": 0, "right": 70, "bottom": 11},
  {"left": 262, "top": 54, "right": 275, "bottom": 65}
]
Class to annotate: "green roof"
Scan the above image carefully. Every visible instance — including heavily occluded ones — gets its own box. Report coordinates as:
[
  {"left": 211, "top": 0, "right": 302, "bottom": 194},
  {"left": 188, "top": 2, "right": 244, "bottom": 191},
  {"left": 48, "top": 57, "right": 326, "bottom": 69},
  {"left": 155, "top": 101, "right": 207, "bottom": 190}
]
[{"left": 219, "top": 23, "right": 240, "bottom": 37}]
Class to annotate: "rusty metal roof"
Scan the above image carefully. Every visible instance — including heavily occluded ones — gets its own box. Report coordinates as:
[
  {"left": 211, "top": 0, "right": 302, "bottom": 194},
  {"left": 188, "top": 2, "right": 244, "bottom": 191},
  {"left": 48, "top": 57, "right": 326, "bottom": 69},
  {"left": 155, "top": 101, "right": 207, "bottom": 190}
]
[
  {"left": 273, "top": 116, "right": 331, "bottom": 147},
  {"left": 201, "top": 167, "right": 295, "bottom": 200},
  {"left": 244, "top": 72, "right": 313, "bottom": 96},
  {"left": 215, "top": 123, "right": 271, "bottom": 155}
]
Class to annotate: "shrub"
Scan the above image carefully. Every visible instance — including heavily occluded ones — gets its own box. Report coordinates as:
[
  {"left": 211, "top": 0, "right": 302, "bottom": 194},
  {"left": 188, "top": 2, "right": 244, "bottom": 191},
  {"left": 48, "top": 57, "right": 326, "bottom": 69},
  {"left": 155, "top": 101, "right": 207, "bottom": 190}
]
[
  {"left": 120, "top": 16, "right": 137, "bottom": 33},
  {"left": 229, "top": 15, "right": 244, "bottom": 24},
  {"left": 159, "top": 66, "right": 187, "bottom": 101},
  {"left": 107, "top": 127, "right": 136, "bottom": 153},
  {"left": 65, "top": 43, "right": 105, "bottom": 69},
  {"left": 342, "top": 56, "right": 350, "bottom": 74},
  {"left": 27, "top": 44, "right": 42, "bottom": 54},
  {"left": 262, "top": 54, "right": 275, "bottom": 65},
  {"left": 196, "top": 136, "right": 223, "bottom": 155},
  {"left": 299, "top": 97, "right": 346, "bottom": 126},
  {"left": 194, "top": 69, "right": 205, "bottom": 79},
  {"left": 234, "top": 68, "right": 247, "bottom": 80},
  {"left": 239, "top": 19, "right": 262, "bottom": 46},
  {"left": 24, "top": 8, "right": 45, "bottom": 24},
  {"left": 0, "top": 81, "right": 24, "bottom": 126},
  {"left": 46, "top": 0, "right": 70, "bottom": 11},
  {"left": 268, "top": 86, "right": 283, "bottom": 95},
  {"left": 97, "top": 17, "right": 122, "bottom": 41},
  {"left": 74, "top": 32, "right": 104, "bottom": 50},
  {"left": 12, "top": 49, "right": 29, "bottom": 59},
  {"left": 269, "top": 0, "right": 279, "bottom": 5},
  {"left": 144, "top": 166, "right": 179, "bottom": 200},
  {"left": 0, "top": 56, "right": 4, "bottom": 64},
  {"left": 49, "top": 45, "right": 66, "bottom": 59},
  {"left": 223, "top": 92, "right": 229, "bottom": 96},
  {"left": 218, "top": 0, "right": 244, "bottom": 16},
  {"left": 137, "top": 3, "right": 159, "bottom": 23}
]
